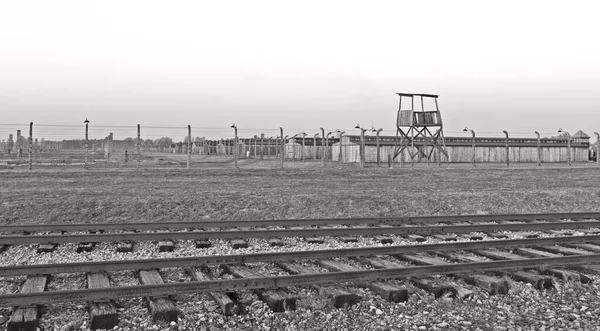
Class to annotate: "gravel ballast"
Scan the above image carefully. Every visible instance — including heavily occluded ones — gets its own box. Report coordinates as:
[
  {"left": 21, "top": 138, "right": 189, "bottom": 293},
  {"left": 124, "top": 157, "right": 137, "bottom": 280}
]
[{"left": 1, "top": 231, "right": 600, "bottom": 330}]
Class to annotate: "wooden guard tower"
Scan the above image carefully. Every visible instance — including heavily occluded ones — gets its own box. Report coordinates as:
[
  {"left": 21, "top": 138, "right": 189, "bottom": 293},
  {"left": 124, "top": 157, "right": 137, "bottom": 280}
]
[{"left": 393, "top": 93, "right": 448, "bottom": 165}]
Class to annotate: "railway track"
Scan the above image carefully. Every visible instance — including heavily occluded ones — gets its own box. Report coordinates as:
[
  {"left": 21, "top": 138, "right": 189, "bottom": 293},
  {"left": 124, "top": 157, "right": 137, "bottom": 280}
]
[
  {"left": 2, "top": 212, "right": 600, "bottom": 330},
  {"left": 1, "top": 212, "right": 600, "bottom": 247}
]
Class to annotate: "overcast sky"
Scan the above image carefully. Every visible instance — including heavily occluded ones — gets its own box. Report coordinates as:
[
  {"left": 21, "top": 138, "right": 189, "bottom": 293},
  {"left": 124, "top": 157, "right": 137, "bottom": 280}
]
[{"left": 1, "top": 1, "right": 599, "bottom": 140}]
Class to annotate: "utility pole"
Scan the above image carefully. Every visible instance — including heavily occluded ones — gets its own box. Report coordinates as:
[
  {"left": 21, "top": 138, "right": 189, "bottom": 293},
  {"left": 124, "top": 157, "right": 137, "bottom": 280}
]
[{"left": 84, "top": 119, "right": 90, "bottom": 169}]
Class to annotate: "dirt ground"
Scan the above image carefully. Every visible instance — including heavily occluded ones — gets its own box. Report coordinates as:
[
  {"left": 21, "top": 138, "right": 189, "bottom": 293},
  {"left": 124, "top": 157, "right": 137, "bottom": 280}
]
[{"left": 1, "top": 155, "right": 600, "bottom": 225}]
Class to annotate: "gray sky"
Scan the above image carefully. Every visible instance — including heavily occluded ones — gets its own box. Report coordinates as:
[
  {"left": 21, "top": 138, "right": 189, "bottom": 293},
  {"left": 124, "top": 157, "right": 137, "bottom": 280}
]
[{"left": 1, "top": 1, "right": 599, "bottom": 140}]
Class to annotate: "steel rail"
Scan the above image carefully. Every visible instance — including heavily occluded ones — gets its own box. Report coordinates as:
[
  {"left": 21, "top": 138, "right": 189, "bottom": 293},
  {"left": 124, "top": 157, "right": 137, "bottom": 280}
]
[
  {"left": 1, "top": 212, "right": 599, "bottom": 233},
  {"left": 1, "top": 220, "right": 599, "bottom": 245},
  {"left": 3, "top": 253, "right": 600, "bottom": 307},
  {"left": 2, "top": 234, "right": 600, "bottom": 277}
]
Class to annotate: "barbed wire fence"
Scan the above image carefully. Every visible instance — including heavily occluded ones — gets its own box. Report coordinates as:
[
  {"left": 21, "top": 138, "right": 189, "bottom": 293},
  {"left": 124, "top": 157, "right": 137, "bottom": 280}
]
[{"left": 0, "top": 123, "right": 597, "bottom": 170}]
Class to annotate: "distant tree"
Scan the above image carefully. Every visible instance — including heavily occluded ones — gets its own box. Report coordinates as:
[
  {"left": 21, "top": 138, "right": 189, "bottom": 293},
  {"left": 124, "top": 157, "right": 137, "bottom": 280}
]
[{"left": 124, "top": 137, "right": 134, "bottom": 142}]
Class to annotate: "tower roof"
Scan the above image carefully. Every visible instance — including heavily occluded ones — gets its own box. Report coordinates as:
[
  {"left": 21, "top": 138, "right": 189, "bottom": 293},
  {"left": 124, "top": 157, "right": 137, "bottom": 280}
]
[
  {"left": 396, "top": 93, "right": 439, "bottom": 98},
  {"left": 572, "top": 130, "right": 590, "bottom": 139}
]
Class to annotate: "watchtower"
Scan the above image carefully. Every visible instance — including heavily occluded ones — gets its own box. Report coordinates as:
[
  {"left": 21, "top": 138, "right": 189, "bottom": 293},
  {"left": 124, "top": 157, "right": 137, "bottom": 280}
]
[{"left": 393, "top": 93, "right": 448, "bottom": 165}]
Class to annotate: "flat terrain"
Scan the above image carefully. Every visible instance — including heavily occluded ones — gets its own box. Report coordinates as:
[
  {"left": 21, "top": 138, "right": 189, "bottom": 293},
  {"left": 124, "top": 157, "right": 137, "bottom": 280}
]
[
  {"left": 3, "top": 157, "right": 600, "bottom": 330},
  {"left": 2, "top": 157, "right": 600, "bottom": 225}
]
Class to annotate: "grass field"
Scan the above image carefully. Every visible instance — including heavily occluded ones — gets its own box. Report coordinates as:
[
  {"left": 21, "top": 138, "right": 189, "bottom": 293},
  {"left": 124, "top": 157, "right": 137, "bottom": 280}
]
[{"left": 1, "top": 154, "right": 600, "bottom": 226}]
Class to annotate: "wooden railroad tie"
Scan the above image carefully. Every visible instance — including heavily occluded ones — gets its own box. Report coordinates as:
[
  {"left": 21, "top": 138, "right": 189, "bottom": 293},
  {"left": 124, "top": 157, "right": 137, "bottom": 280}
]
[
  {"left": 471, "top": 250, "right": 554, "bottom": 290},
  {"left": 195, "top": 239, "right": 212, "bottom": 248},
  {"left": 485, "top": 232, "right": 508, "bottom": 239},
  {"left": 512, "top": 247, "right": 592, "bottom": 283},
  {"left": 564, "top": 243, "right": 600, "bottom": 253},
  {"left": 305, "top": 237, "right": 325, "bottom": 244},
  {"left": 7, "top": 275, "right": 48, "bottom": 331},
  {"left": 267, "top": 238, "right": 284, "bottom": 247},
  {"left": 339, "top": 236, "right": 359, "bottom": 243},
  {"left": 374, "top": 236, "right": 394, "bottom": 244},
  {"left": 317, "top": 259, "right": 408, "bottom": 303},
  {"left": 531, "top": 245, "right": 593, "bottom": 256},
  {"left": 276, "top": 262, "right": 362, "bottom": 308},
  {"left": 433, "top": 252, "right": 510, "bottom": 295},
  {"left": 116, "top": 241, "right": 134, "bottom": 253},
  {"left": 371, "top": 256, "right": 473, "bottom": 299},
  {"left": 404, "top": 234, "right": 427, "bottom": 242},
  {"left": 188, "top": 267, "right": 238, "bottom": 316},
  {"left": 116, "top": 231, "right": 135, "bottom": 253},
  {"left": 220, "top": 265, "right": 297, "bottom": 312},
  {"left": 158, "top": 240, "right": 175, "bottom": 252},
  {"left": 432, "top": 234, "right": 457, "bottom": 242},
  {"left": 37, "top": 233, "right": 59, "bottom": 253},
  {"left": 230, "top": 239, "right": 249, "bottom": 249},
  {"left": 87, "top": 272, "right": 119, "bottom": 330},
  {"left": 77, "top": 231, "right": 99, "bottom": 253},
  {"left": 138, "top": 270, "right": 178, "bottom": 322},
  {"left": 461, "top": 233, "right": 484, "bottom": 241}
]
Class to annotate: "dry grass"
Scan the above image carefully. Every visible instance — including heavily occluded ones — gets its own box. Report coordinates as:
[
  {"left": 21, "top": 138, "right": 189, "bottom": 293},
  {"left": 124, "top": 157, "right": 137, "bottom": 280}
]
[{"left": 1, "top": 157, "right": 600, "bottom": 225}]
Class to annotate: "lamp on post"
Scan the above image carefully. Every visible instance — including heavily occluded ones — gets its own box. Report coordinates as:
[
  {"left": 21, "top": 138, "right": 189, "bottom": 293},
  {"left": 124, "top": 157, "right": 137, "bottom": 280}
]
[
  {"left": 355, "top": 124, "right": 367, "bottom": 168},
  {"left": 301, "top": 132, "right": 307, "bottom": 162},
  {"left": 280, "top": 127, "right": 284, "bottom": 168},
  {"left": 291, "top": 134, "right": 298, "bottom": 161},
  {"left": 534, "top": 131, "right": 541, "bottom": 166},
  {"left": 336, "top": 129, "right": 345, "bottom": 164},
  {"left": 372, "top": 128, "right": 383, "bottom": 167},
  {"left": 463, "top": 127, "right": 476, "bottom": 167},
  {"left": 558, "top": 128, "right": 571, "bottom": 166},
  {"left": 231, "top": 124, "right": 238, "bottom": 170},
  {"left": 84, "top": 118, "right": 90, "bottom": 169},
  {"left": 320, "top": 128, "right": 325, "bottom": 167}
]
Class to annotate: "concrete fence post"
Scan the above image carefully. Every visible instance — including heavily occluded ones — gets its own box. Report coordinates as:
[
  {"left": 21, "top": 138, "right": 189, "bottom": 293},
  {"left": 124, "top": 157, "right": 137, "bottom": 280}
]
[
  {"left": 313, "top": 133, "right": 318, "bottom": 162},
  {"left": 558, "top": 128, "right": 571, "bottom": 166},
  {"left": 260, "top": 134, "right": 264, "bottom": 160},
  {"left": 137, "top": 124, "right": 141, "bottom": 169},
  {"left": 17, "top": 130, "right": 22, "bottom": 157},
  {"left": 503, "top": 130, "right": 509, "bottom": 167},
  {"left": 84, "top": 119, "right": 89, "bottom": 169},
  {"left": 320, "top": 128, "right": 325, "bottom": 167},
  {"left": 595, "top": 132, "right": 599, "bottom": 166},
  {"left": 337, "top": 131, "right": 345, "bottom": 164},
  {"left": 280, "top": 127, "right": 284, "bottom": 168},
  {"left": 231, "top": 124, "right": 238, "bottom": 170},
  {"left": 28, "top": 122, "right": 33, "bottom": 170},
  {"left": 187, "top": 125, "right": 191, "bottom": 169},
  {"left": 535, "top": 131, "right": 541, "bottom": 166},
  {"left": 375, "top": 128, "right": 383, "bottom": 167},
  {"left": 463, "top": 127, "right": 476, "bottom": 167},
  {"left": 301, "top": 133, "right": 306, "bottom": 162}
]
